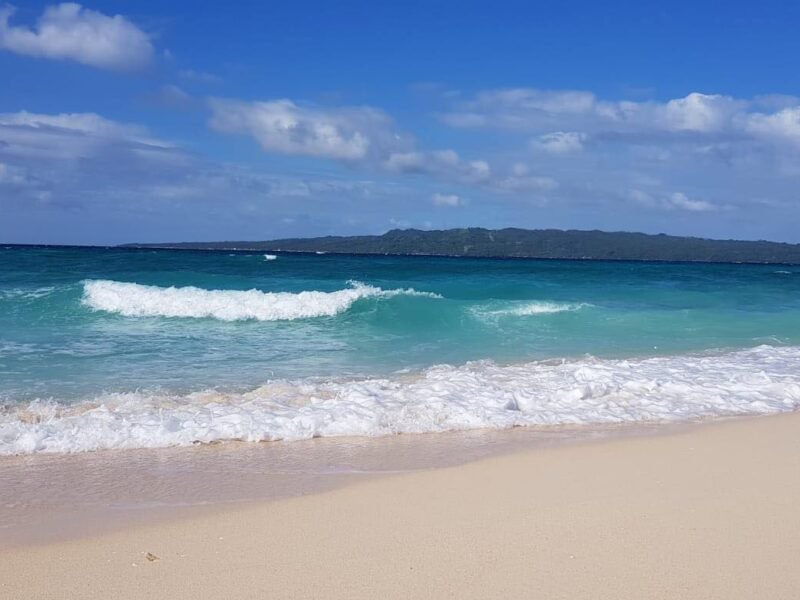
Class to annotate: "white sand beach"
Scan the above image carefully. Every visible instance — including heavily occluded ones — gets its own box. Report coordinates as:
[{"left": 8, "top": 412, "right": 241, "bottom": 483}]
[{"left": 3, "top": 412, "right": 799, "bottom": 599}]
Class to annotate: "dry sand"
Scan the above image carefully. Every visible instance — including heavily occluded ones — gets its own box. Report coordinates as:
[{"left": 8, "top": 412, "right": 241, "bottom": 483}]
[{"left": 2, "top": 412, "right": 800, "bottom": 599}]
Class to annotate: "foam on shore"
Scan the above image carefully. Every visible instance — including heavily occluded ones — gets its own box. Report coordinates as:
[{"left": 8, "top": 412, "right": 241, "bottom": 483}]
[{"left": 2, "top": 345, "right": 799, "bottom": 455}]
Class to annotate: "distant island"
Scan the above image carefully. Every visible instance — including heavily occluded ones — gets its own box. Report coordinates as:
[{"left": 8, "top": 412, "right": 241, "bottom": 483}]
[{"left": 123, "top": 228, "right": 800, "bottom": 264}]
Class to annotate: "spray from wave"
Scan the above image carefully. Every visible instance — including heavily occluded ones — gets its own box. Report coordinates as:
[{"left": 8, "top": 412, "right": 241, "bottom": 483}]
[
  {"left": 82, "top": 280, "right": 441, "bottom": 321},
  {"left": 3, "top": 345, "right": 799, "bottom": 455}
]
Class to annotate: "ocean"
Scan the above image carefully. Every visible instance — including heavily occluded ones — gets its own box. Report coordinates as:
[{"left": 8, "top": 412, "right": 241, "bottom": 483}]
[{"left": 2, "top": 245, "right": 800, "bottom": 456}]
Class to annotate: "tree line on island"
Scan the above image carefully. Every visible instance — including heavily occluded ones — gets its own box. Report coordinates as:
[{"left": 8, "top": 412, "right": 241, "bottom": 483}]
[{"left": 124, "top": 228, "right": 800, "bottom": 264}]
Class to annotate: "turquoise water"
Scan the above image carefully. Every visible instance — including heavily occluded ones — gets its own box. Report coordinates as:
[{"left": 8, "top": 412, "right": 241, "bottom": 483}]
[{"left": 2, "top": 246, "right": 800, "bottom": 454}]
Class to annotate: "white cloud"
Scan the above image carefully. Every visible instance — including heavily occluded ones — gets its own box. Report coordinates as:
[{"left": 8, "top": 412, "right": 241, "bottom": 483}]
[
  {"left": 208, "top": 98, "right": 407, "bottom": 161},
  {"left": 383, "top": 150, "right": 426, "bottom": 172},
  {"left": 443, "top": 88, "right": 800, "bottom": 149},
  {"left": 667, "top": 192, "right": 720, "bottom": 212},
  {"left": 0, "top": 109, "right": 411, "bottom": 242},
  {"left": 0, "top": 111, "right": 171, "bottom": 160},
  {"left": 432, "top": 192, "right": 461, "bottom": 207},
  {"left": 0, "top": 111, "right": 192, "bottom": 214},
  {"left": 442, "top": 89, "right": 596, "bottom": 129},
  {"left": 630, "top": 189, "right": 727, "bottom": 213},
  {"left": 383, "top": 148, "right": 560, "bottom": 198},
  {"left": 660, "top": 93, "right": 741, "bottom": 132},
  {"left": 744, "top": 106, "right": 800, "bottom": 146},
  {"left": 0, "top": 3, "right": 153, "bottom": 71},
  {"left": 208, "top": 97, "right": 514, "bottom": 198},
  {"left": 384, "top": 149, "right": 490, "bottom": 183},
  {"left": 532, "top": 131, "right": 586, "bottom": 154}
]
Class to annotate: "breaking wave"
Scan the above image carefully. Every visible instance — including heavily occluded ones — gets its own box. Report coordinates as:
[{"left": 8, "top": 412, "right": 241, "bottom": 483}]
[
  {"left": 82, "top": 280, "right": 441, "bottom": 321},
  {"left": 3, "top": 345, "right": 799, "bottom": 455}
]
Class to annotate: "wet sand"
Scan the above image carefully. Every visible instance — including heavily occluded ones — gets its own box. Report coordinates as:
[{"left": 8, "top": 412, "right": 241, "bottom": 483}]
[{"left": 2, "top": 412, "right": 800, "bottom": 598}]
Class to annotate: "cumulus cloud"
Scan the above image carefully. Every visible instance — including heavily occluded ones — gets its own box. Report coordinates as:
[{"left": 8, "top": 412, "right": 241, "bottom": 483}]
[
  {"left": 659, "top": 93, "right": 743, "bottom": 132},
  {"left": 1, "top": 109, "right": 420, "bottom": 244},
  {"left": 208, "top": 98, "right": 409, "bottom": 161},
  {"left": 0, "top": 3, "right": 153, "bottom": 71},
  {"left": 437, "top": 87, "right": 800, "bottom": 224},
  {"left": 208, "top": 97, "right": 539, "bottom": 199},
  {"left": 432, "top": 192, "right": 461, "bottom": 207},
  {"left": 443, "top": 88, "right": 800, "bottom": 149},
  {"left": 744, "top": 106, "right": 800, "bottom": 147},
  {"left": 207, "top": 97, "right": 516, "bottom": 196}
]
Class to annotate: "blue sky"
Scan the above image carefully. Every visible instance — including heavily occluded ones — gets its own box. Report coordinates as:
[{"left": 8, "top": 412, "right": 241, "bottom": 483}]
[{"left": 1, "top": 1, "right": 799, "bottom": 245}]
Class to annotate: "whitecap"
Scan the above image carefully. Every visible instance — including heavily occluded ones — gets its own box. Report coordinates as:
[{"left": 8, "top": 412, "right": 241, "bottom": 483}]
[{"left": 82, "top": 280, "right": 441, "bottom": 321}]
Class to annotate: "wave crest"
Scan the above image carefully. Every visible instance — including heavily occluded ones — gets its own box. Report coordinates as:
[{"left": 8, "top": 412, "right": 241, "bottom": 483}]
[{"left": 82, "top": 280, "right": 440, "bottom": 321}]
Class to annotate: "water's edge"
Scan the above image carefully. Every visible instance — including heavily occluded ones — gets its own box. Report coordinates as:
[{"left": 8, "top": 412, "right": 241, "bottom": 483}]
[{"left": 0, "top": 416, "right": 735, "bottom": 549}]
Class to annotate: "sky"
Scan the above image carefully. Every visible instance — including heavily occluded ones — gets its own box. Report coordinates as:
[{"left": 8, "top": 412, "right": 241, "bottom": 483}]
[{"left": 1, "top": 1, "right": 799, "bottom": 245}]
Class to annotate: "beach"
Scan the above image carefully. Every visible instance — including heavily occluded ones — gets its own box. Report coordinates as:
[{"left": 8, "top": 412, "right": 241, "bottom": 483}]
[
  {"left": 3, "top": 248, "right": 800, "bottom": 598},
  {"left": 5, "top": 1, "right": 800, "bottom": 597},
  {"left": 3, "top": 412, "right": 799, "bottom": 599}
]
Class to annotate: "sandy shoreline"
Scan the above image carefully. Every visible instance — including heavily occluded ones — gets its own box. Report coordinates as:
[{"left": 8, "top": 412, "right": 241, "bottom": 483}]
[{"left": 2, "top": 413, "right": 800, "bottom": 599}]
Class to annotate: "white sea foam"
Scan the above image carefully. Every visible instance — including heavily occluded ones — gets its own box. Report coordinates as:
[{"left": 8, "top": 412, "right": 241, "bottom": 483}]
[
  {"left": 264, "top": 254, "right": 278, "bottom": 261},
  {"left": 2, "top": 345, "right": 800, "bottom": 455},
  {"left": 0, "top": 286, "right": 55, "bottom": 300},
  {"left": 500, "top": 301, "right": 589, "bottom": 316},
  {"left": 472, "top": 301, "right": 590, "bottom": 320},
  {"left": 82, "top": 280, "right": 440, "bottom": 321}
]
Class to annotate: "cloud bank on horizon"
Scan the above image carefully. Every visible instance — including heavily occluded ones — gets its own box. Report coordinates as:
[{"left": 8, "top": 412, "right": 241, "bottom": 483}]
[{"left": 0, "top": 2, "right": 798, "bottom": 244}]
